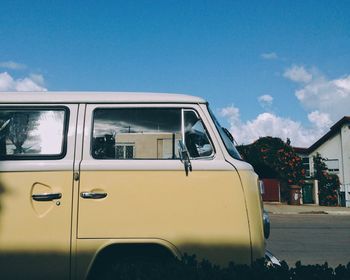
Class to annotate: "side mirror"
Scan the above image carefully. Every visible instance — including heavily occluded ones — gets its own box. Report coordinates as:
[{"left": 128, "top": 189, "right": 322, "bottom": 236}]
[{"left": 178, "top": 140, "right": 192, "bottom": 176}]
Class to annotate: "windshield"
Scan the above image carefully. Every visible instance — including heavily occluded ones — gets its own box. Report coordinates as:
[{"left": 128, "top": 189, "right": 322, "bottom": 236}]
[{"left": 207, "top": 106, "right": 242, "bottom": 160}]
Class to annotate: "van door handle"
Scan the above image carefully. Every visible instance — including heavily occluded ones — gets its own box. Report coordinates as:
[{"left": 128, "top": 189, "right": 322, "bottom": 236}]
[
  {"left": 80, "top": 192, "right": 107, "bottom": 199},
  {"left": 32, "top": 192, "right": 62, "bottom": 201}
]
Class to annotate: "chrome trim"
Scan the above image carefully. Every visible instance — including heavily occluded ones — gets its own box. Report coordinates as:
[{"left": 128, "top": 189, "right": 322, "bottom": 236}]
[
  {"left": 32, "top": 192, "right": 62, "bottom": 201},
  {"left": 80, "top": 192, "right": 108, "bottom": 199},
  {"left": 263, "top": 210, "right": 271, "bottom": 239},
  {"left": 181, "top": 108, "right": 185, "bottom": 146},
  {"left": 259, "top": 180, "right": 265, "bottom": 195},
  {"left": 265, "top": 250, "right": 281, "bottom": 266}
]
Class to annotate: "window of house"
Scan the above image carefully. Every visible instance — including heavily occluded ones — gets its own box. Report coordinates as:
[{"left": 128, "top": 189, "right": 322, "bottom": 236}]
[
  {"left": 301, "top": 156, "right": 311, "bottom": 178},
  {"left": 115, "top": 144, "right": 135, "bottom": 159},
  {"left": 0, "top": 108, "right": 67, "bottom": 159},
  {"left": 325, "top": 159, "right": 339, "bottom": 173},
  {"left": 91, "top": 108, "right": 214, "bottom": 160}
]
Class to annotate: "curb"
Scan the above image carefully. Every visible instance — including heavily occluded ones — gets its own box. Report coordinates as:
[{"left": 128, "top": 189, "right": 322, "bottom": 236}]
[
  {"left": 325, "top": 211, "right": 350, "bottom": 215},
  {"left": 267, "top": 211, "right": 350, "bottom": 215}
]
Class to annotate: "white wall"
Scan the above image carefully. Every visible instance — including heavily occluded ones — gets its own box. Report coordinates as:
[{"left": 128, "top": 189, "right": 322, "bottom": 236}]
[
  {"left": 309, "top": 123, "right": 350, "bottom": 207},
  {"left": 340, "top": 125, "right": 350, "bottom": 207},
  {"left": 310, "top": 132, "right": 343, "bottom": 183},
  {"left": 340, "top": 125, "right": 350, "bottom": 187}
]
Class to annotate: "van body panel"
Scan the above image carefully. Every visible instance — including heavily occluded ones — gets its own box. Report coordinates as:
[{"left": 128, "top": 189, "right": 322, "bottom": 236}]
[
  {"left": 198, "top": 103, "right": 265, "bottom": 260},
  {"left": 76, "top": 103, "right": 253, "bottom": 268},
  {"left": 237, "top": 170, "right": 265, "bottom": 261},
  {"left": 0, "top": 93, "right": 266, "bottom": 278},
  {"left": 77, "top": 170, "right": 251, "bottom": 265},
  {"left": 75, "top": 238, "right": 182, "bottom": 279},
  {"left": 0, "top": 104, "right": 78, "bottom": 279},
  {"left": 0, "top": 171, "right": 73, "bottom": 279},
  {"left": 0, "top": 92, "right": 206, "bottom": 104}
]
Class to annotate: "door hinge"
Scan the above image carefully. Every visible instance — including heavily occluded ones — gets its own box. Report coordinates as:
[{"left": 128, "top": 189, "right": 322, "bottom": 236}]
[{"left": 74, "top": 172, "right": 80, "bottom": 181}]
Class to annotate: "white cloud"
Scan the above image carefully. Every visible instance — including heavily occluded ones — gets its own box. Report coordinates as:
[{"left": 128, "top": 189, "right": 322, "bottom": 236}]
[
  {"left": 0, "top": 61, "right": 26, "bottom": 70},
  {"left": 283, "top": 65, "right": 312, "bottom": 83},
  {"left": 258, "top": 94, "right": 273, "bottom": 107},
  {"left": 219, "top": 105, "right": 240, "bottom": 122},
  {"left": 307, "top": 111, "right": 332, "bottom": 129},
  {"left": 0, "top": 72, "right": 14, "bottom": 91},
  {"left": 0, "top": 72, "right": 47, "bottom": 92},
  {"left": 219, "top": 65, "right": 349, "bottom": 148},
  {"left": 29, "top": 74, "right": 45, "bottom": 86},
  {"left": 219, "top": 105, "right": 327, "bottom": 147},
  {"left": 334, "top": 76, "right": 350, "bottom": 90},
  {"left": 295, "top": 75, "right": 350, "bottom": 121},
  {"left": 261, "top": 52, "right": 278, "bottom": 60},
  {"left": 283, "top": 65, "right": 350, "bottom": 122}
]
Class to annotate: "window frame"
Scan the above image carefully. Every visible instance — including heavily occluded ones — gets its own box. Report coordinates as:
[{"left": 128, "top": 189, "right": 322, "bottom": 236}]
[
  {"left": 301, "top": 156, "right": 311, "bottom": 178},
  {"left": 206, "top": 104, "right": 242, "bottom": 160},
  {"left": 115, "top": 143, "right": 135, "bottom": 159},
  {"left": 325, "top": 158, "right": 340, "bottom": 173},
  {"left": 90, "top": 106, "right": 216, "bottom": 160},
  {"left": 0, "top": 106, "right": 69, "bottom": 161},
  {"left": 183, "top": 109, "right": 215, "bottom": 160}
]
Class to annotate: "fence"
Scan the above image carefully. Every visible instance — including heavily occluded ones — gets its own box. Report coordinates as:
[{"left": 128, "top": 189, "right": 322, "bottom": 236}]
[{"left": 340, "top": 184, "right": 350, "bottom": 207}]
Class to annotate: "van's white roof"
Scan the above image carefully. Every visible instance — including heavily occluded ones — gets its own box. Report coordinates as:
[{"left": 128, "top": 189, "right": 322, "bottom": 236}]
[{"left": 0, "top": 92, "right": 206, "bottom": 104}]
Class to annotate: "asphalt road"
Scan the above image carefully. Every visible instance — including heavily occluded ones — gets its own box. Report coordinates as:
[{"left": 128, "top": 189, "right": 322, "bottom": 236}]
[{"left": 266, "top": 214, "right": 350, "bottom": 267}]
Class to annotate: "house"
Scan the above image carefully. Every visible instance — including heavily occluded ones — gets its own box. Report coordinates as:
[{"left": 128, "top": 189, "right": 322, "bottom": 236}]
[
  {"left": 92, "top": 132, "right": 182, "bottom": 159},
  {"left": 294, "top": 116, "right": 350, "bottom": 207}
]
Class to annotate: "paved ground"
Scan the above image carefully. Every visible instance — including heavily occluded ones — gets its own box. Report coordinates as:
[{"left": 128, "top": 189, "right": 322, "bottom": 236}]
[{"left": 266, "top": 214, "right": 350, "bottom": 267}]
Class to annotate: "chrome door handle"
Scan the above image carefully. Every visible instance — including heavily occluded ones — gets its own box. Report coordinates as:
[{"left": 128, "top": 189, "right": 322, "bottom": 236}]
[
  {"left": 32, "top": 192, "right": 62, "bottom": 201},
  {"left": 80, "top": 192, "right": 107, "bottom": 199}
]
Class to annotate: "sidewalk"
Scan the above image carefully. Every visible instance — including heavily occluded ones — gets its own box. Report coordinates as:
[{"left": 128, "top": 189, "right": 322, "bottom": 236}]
[{"left": 264, "top": 202, "right": 350, "bottom": 215}]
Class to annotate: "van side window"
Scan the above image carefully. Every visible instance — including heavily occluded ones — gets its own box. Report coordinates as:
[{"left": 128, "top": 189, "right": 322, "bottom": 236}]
[
  {"left": 0, "top": 108, "right": 67, "bottom": 159},
  {"left": 92, "top": 108, "right": 215, "bottom": 160},
  {"left": 184, "top": 110, "right": 214, "bottom": 158},
  {"left": 92, "top": 108, "right": 182, "bottom": 159}
]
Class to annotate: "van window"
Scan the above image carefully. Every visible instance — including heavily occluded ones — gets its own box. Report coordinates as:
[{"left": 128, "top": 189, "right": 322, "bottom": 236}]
[
  {"left": 92, "top": 108, "right": 182, "bottom": 159},
  {"left": 92, "top": 108, "right": 214, "bottom": 160},
  {"left": 184, "top": 110, "right": 214, "bottom": 158},
  {"left": 0, "top": 108, "right": 67, "bottom": 159}
]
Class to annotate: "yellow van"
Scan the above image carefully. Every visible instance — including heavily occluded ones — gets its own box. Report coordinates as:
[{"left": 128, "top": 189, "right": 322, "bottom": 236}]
[{"left": 0, "top": 92, "right": 275, "bottom": 279}]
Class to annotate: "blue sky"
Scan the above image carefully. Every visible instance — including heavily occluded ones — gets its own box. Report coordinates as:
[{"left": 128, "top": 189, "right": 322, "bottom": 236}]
[{"left": 1, "top": 1, "right": 350, "bottom": 146}]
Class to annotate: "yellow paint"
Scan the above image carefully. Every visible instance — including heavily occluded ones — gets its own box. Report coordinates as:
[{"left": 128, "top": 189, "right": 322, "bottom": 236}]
[
  {"left": 237, "top": 170, "right": 265, "bottom": 261},
  {"left": 77, "top": 170, "right": 255, "bottom": 268},
  {"left": 75, "top": 238, "right": 182, "bottom": 279},
  {"left": 0, "top": 168, "right": 265, "bottom": 279},
  {"left": 31, "top": 182, "right": 54, "bottom": 217},
  {"left": 0, "top": 171, "right": 72, "bottom": 279}
]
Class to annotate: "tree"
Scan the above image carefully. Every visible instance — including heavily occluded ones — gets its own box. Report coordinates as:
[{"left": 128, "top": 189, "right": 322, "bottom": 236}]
[
  {"left": 8, "top": 112, "right": 31, "bottom": 154},
  {"left": 0, "top": 118, "right": 10, "bottom": 156},
  {"left": 313, "top": 153, "right": 340, "bottom": 206},
  {"left": 237, "top": 137, "right": 305, "bottom": 201}
]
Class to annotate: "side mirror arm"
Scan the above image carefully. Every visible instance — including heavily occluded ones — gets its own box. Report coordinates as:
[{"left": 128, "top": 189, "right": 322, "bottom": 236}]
[{"left": 178, "top": 140, "right": 192, "bottom": 176}]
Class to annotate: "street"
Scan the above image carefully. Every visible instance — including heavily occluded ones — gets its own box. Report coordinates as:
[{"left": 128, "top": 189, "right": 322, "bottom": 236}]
[{"left": 266, "top": 214, "right": 350, "bottom": 267}]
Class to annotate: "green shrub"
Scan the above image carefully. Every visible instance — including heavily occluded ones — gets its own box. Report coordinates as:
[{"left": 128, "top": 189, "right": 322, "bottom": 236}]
[
  {"left": 92, "top": 254, "right": 350, "bottom": 280},
  {"left": 313, "top": 153, "right": 340, "bottom": 206}
]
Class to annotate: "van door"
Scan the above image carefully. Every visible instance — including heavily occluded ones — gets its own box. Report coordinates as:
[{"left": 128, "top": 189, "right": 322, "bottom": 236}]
[
  {"left": 77, "top": 104, "right": 251, "bottom": 266},
  {"left": 0, "top": 105, "right": 77, "bottom": 279}
]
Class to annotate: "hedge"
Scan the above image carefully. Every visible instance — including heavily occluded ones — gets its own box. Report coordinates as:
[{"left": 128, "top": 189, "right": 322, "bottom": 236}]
[{"left": 90, "top": 254, "right": 350, "bottom": 280}]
